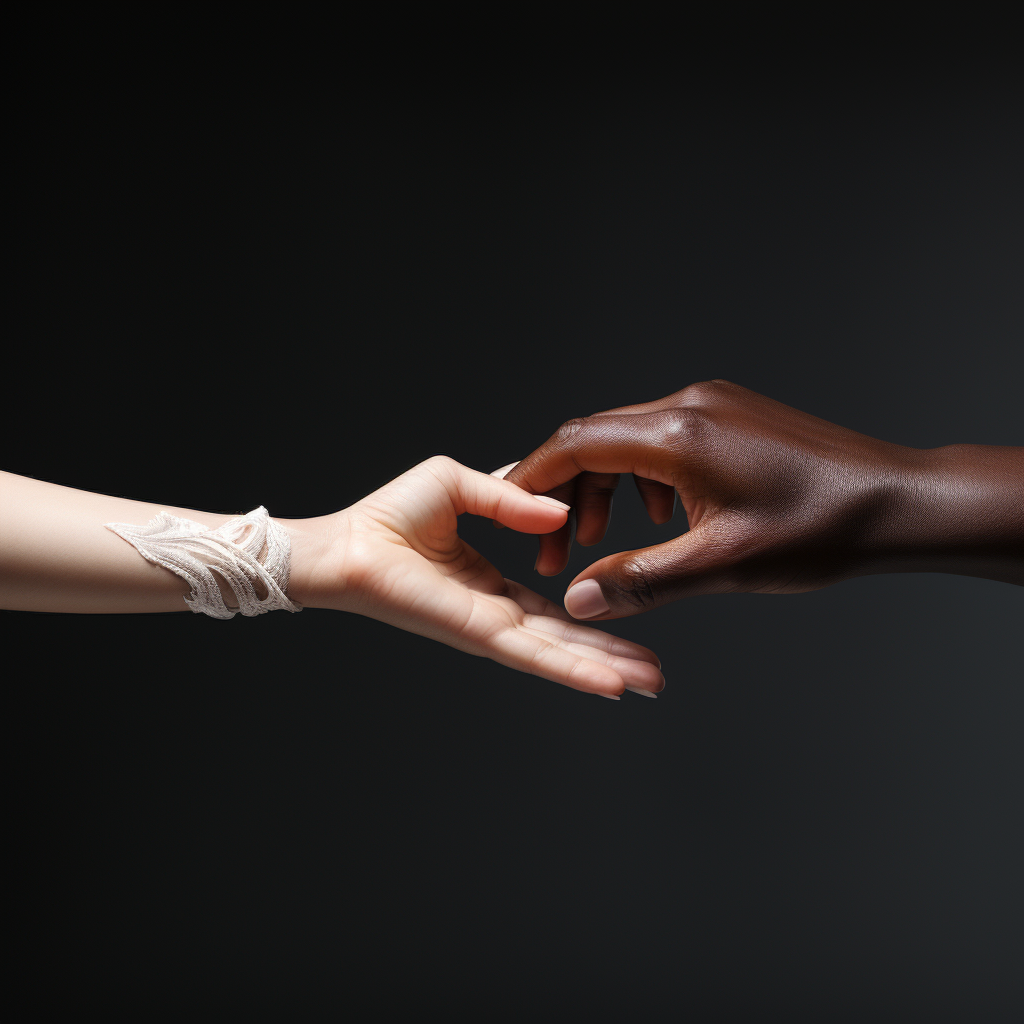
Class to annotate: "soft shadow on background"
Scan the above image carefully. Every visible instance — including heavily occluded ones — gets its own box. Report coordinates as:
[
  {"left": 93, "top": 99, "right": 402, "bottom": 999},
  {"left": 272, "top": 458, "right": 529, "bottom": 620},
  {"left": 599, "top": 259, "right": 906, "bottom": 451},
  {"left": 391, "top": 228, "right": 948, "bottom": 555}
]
[{"left": 5, "top": 21, "right": 1022, "bottom": 1023}]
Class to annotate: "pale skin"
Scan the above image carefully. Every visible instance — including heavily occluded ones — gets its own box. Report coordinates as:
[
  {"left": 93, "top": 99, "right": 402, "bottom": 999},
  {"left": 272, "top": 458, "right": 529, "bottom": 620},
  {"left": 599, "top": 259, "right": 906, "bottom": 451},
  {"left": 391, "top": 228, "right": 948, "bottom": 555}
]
[{"left": 0, "top": 460, "right": 665, "bottom": 699}]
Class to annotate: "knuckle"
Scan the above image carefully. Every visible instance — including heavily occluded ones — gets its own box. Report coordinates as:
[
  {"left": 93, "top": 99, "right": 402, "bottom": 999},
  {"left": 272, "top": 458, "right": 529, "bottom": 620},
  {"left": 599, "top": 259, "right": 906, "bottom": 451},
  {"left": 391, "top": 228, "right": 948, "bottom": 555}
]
[
  {"left": 679, "top": 379, "right": 733, "bottom": 407},
  {"left": 424, "top": 454, "right": 458, "bottom": 473},
  {"left": 552, "top": 417, "right": 589, "bottom": 447},
  {"left": 653, "top": 406, "right": 705, "bottom": 448}
]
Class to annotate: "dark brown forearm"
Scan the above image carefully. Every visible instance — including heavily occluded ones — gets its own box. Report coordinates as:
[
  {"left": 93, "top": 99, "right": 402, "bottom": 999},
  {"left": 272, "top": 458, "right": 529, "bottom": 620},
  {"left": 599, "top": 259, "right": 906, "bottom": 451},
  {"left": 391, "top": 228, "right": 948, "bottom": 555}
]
[{"left": 858, "top": 445, "right": 1024, "bottom": 585}]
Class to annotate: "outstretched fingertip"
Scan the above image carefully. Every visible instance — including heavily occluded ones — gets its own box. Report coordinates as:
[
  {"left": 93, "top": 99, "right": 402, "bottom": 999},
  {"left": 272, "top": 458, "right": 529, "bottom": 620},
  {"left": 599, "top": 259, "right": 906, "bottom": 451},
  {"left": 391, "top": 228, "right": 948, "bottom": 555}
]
[
  {"left": 487, "top": 480, "right": 570, "bottom": 534},
  {"left": 533, "top": 494, "right": 571, "bottom": 512}
]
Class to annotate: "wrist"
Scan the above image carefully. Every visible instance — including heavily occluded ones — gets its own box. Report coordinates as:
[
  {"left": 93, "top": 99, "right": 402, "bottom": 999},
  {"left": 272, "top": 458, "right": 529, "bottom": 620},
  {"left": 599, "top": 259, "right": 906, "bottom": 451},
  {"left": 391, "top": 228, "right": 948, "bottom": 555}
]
[
  {"left": 275, "top": 510, "right": 356, "bottom": 609},
  {"left": 854, "top": 444, "right": 1024, "bottom": 583}
]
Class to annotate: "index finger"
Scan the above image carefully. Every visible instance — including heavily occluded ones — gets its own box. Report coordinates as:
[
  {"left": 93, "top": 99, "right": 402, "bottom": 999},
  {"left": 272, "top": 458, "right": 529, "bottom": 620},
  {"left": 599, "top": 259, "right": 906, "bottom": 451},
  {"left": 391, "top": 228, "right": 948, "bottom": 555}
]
[{"left": 504, "top": 411, "right": 684, "bottom": 496}]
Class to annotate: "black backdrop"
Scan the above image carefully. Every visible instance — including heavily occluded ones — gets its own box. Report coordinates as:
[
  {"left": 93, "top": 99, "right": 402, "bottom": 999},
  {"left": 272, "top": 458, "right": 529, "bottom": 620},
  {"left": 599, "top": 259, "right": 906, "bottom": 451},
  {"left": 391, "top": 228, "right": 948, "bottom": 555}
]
[{"left": 5, "top": 21, "right": 1023, "bottom": 1024}]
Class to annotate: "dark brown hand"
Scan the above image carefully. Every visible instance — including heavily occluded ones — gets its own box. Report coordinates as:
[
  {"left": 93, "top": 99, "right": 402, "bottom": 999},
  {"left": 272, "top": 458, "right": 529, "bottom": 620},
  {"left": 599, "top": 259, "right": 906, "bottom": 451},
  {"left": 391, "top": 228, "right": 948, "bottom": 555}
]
[{"left": 505, "top": 381, "right": 1024, "bottom": 619}]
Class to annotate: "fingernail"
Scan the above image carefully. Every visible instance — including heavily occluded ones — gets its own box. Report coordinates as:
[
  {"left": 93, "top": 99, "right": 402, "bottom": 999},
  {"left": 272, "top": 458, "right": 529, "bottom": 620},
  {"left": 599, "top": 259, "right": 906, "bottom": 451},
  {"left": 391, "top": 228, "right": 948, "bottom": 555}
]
[
  {"left": 625, "top": 686, "right": 658, "bottom": 699},
  {"left": 599, "top": 693, "right": 621, "bottom": 700},
  {"left": 533, "top": 495, "right": 571, "bottom": 511},
  {"left": 564, "top": 579, "right": 610, "bottom": 619}
]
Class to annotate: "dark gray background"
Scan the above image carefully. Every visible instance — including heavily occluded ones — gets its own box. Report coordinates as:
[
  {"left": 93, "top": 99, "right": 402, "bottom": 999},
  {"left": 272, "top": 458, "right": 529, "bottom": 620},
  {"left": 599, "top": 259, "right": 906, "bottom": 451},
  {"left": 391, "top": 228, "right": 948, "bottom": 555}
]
[{"left": 5, "top": 20, "right": 1022, "bottom": 1023}]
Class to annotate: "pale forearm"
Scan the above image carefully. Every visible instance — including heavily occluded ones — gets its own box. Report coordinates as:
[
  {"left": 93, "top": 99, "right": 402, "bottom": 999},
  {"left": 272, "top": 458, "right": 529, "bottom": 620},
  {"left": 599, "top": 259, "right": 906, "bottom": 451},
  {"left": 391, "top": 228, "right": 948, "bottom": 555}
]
[{"left": 0, "top": 471, "right": 310, "bottom": 613}]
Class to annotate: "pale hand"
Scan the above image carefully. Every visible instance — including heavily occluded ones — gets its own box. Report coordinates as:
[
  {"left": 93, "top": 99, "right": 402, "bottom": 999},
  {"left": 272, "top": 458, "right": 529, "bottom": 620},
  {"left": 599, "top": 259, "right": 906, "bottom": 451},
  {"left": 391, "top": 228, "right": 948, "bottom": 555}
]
[{"left": 293, "top": 457, "right": 664, "bottom": 699}]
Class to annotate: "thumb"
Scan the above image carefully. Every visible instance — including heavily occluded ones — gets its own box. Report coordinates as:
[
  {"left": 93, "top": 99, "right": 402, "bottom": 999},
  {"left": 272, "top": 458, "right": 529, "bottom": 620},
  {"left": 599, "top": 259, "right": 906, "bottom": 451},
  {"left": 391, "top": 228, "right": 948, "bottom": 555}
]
[
  {"left": 562, "top": 525, "right": 734, "bottom": 620},
  {"left": 426, "top": 457, "right": 572, "bottom": 533}
]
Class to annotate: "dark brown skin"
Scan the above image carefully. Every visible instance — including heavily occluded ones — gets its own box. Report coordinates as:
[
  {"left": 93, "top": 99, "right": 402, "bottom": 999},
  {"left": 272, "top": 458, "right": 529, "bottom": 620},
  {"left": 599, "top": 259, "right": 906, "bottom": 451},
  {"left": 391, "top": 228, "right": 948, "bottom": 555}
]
[{"left": 505, "top": 381, "right": 1024, "bottom": 620}]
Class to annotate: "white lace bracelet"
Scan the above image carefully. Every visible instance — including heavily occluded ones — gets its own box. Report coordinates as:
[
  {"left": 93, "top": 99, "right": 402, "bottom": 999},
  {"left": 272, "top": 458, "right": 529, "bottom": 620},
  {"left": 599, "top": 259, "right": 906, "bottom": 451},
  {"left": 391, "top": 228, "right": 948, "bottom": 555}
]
[{"left": 106, "top": 507, "right": 302, "bottom": 619}]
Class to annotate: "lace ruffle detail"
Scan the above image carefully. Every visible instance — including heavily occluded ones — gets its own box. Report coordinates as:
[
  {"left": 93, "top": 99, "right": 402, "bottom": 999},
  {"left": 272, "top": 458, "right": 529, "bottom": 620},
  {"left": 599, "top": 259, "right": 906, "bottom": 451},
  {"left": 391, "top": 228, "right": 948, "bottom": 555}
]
[{"left": 106, "top": 507, "right": 302, "bottom": 619}]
